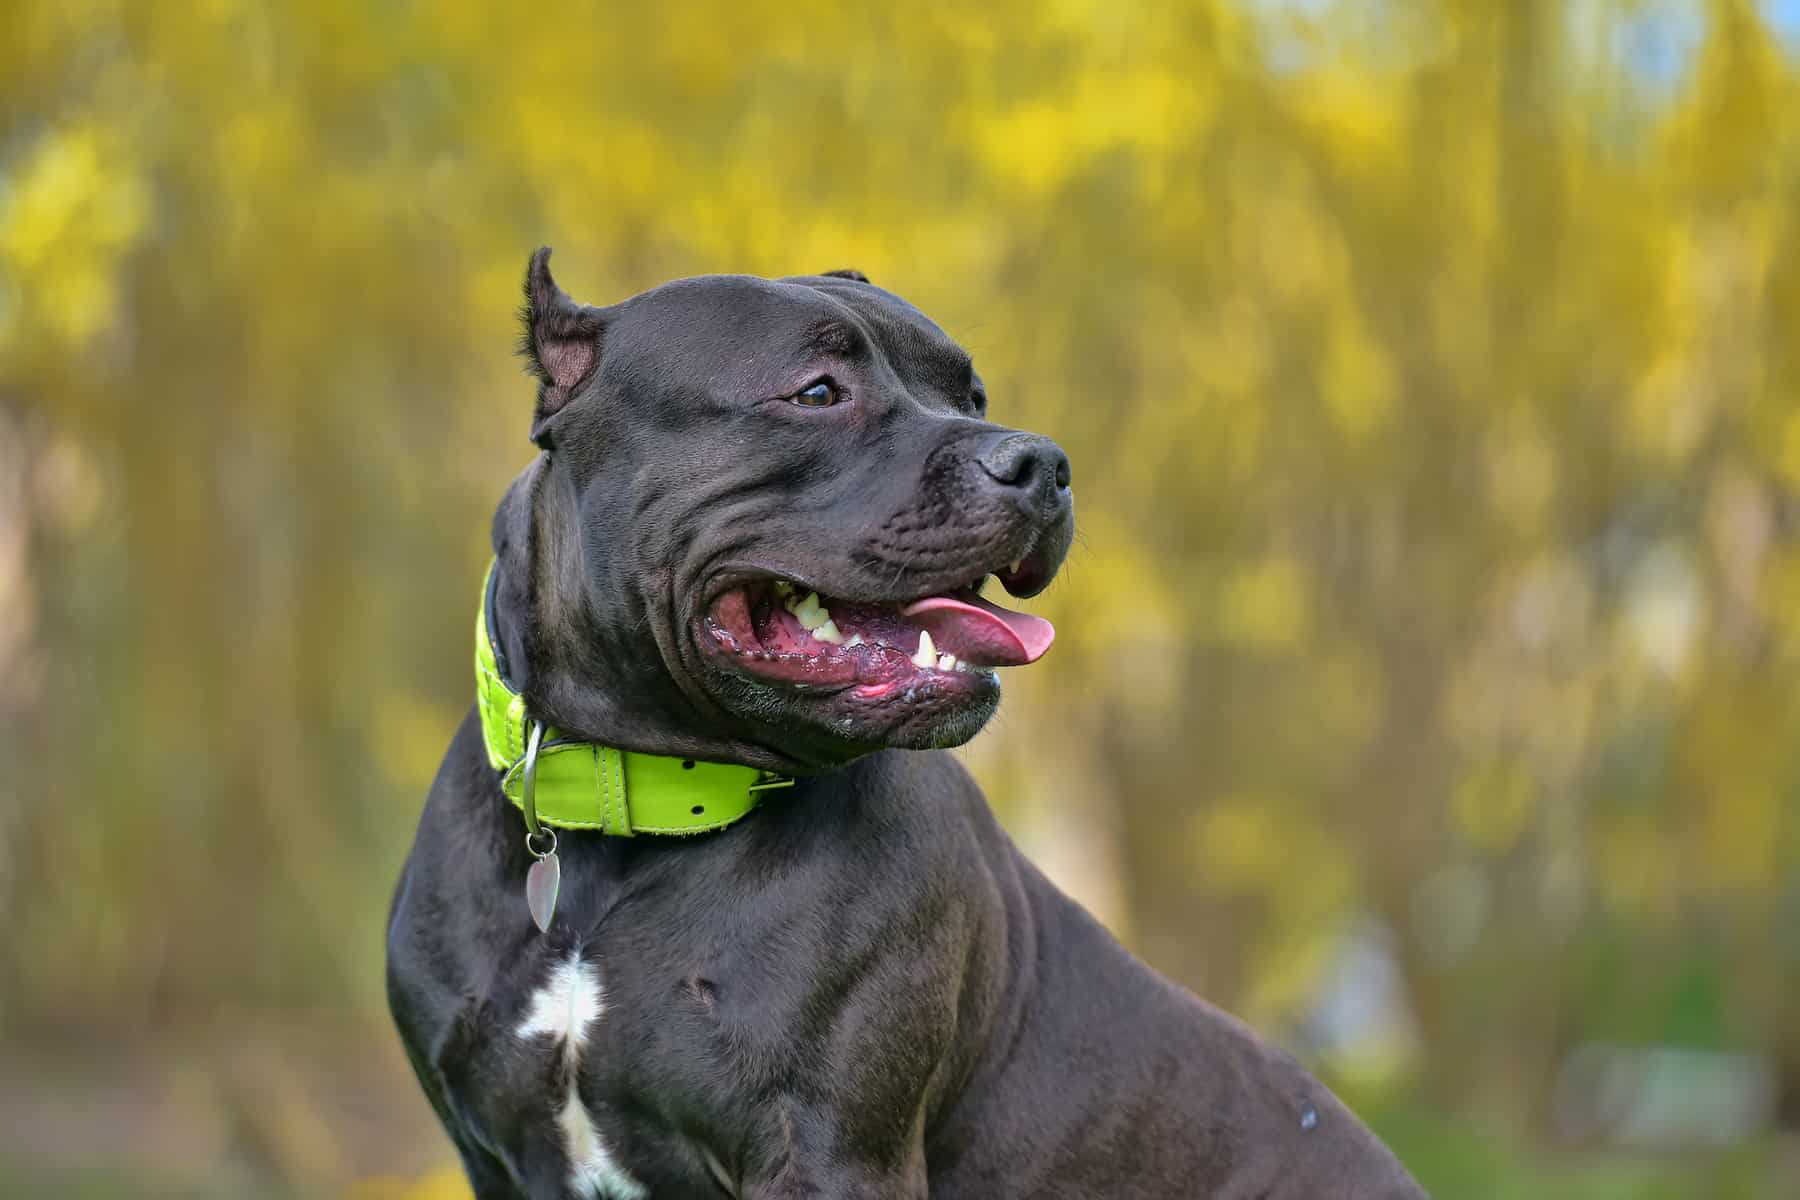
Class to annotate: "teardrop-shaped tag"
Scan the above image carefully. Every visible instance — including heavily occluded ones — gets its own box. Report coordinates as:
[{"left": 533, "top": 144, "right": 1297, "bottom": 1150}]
[{"left": 525, "top": 852, "right": 560, "bottom": 933}]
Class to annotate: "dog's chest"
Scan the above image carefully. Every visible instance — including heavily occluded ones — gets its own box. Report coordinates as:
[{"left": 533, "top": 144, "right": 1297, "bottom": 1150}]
[{"left": 499, "top": 951, "right": 650, "bottom": 1200}]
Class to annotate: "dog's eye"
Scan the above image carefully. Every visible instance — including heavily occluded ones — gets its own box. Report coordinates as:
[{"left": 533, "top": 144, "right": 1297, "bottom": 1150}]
[{"left": 789, "top": 380, "right": 840, "bottom": 408}]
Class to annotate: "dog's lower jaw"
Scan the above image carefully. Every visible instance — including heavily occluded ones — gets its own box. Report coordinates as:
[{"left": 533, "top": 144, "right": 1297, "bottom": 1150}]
[
  {"left": 856, "top": 685, "right": 1001, "bottom": 751},
  {"left": 691, "top": 670, "right": 997, "bottom": 773},
  {"left": 694, "top": 629, "right": 1006, "bottom": 758}
]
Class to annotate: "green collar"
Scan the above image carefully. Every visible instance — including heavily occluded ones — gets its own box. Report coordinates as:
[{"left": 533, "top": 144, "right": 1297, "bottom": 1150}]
[{"left": 475, "top": 563, "right": 789, "bottom": 836}]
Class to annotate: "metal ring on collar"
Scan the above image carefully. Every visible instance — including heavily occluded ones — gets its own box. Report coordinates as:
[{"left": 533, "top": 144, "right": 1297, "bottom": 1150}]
[{"left": 525, "top": 825, "right": 557, "bottom": 860}]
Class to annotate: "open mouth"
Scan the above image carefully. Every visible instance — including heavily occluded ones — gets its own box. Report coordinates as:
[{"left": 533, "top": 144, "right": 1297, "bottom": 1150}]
[{"left": 706, "top": 576, "right": 1055, "bottom": 699}]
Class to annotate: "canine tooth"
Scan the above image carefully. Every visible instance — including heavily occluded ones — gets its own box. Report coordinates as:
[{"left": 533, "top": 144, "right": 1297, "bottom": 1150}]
[
  {"left": 1008, "top": 559, "right": 1022, "bottom": 574},
  {"left": 793, "top": 591, "right": 830, "bottom": 630},
  {"left": 938, "top": 653, "right": 957, "bottom": 672},
  {"left": 812, "top": 619, "right": 844, "bottom": 644},
  {"left": 911, "top": 630, "right": 937, "bottom": 669}
]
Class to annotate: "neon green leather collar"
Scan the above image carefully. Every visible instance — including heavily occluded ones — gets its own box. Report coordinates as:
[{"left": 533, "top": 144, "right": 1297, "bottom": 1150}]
[{"left": 475, "top": 563, "right": 786, "bottom": 836}]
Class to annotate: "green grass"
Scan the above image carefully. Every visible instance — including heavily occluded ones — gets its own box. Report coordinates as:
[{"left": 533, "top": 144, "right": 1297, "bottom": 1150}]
[
  {"left": 8, "top": 1117, "right": 1794, "bottom": 1199},
  {"left": 1371, "top": 1107, "right": 1796, "bottom": 1200},
  {"left": 0, "top": 1157, "right": 294, "bottom": 1200}
]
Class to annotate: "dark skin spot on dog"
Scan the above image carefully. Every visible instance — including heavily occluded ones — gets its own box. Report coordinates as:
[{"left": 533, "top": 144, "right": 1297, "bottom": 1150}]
[{"left": 685, "top": 975, "right": 718, "bottom": 1010}]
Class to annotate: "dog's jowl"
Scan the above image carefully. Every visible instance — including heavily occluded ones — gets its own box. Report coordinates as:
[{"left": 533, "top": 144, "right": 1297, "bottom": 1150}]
[{"left": 386, "top": 250, "right": 1427, "bottom": 1199}]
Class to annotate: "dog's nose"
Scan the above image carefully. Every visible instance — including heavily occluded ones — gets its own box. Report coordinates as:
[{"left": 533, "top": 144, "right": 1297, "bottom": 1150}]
[
  {"left": 977, "top": 432, "right": 1072, "bottom": 514},
  {"left": 979, "top": 432, "right": 1072, "bottom": 493}
]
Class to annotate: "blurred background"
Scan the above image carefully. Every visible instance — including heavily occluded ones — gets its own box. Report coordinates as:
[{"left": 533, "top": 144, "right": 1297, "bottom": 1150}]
[{"left": 4, "top": 0, "right": 1799, "bottom": 1196}]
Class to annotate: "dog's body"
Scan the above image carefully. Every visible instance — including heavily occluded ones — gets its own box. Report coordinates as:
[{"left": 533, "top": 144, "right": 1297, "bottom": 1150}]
[{"left": 388, "top": 255, "right": 1425, "bottom": 1198}]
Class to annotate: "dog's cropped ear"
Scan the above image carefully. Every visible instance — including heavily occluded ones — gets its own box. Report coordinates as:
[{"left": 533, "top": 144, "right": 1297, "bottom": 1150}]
[
  {"left": 821, "top": 268, "right": 870, "bottom": 283},
  {"left": 519, "top": 247, "right": 607, "bottom": 439}
]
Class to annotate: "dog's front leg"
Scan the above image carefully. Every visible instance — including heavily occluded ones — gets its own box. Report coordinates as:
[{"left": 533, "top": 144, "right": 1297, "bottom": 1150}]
[
  {"left": 745, "top": 1159, "right": 929, "bottom": 1200},
  {"left": 733, "top": 1096, "right": 929, "bottom": 1200}
]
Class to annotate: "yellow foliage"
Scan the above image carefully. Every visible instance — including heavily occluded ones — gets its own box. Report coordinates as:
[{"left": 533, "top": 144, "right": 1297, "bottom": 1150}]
[
  {"left": 1218, "top": 554, "right": 1311, "bottom": 654},
  {"left": 1242, "top": 921, "right": 1341, "bottom": 1028},
  {"left": 1195, "top": 794, "right": 1355, "bottom": 1021},
  {"left": 375, "top": 690, "right": 467, "bottom": 793},
  {"left": 968, "top": 68, "right": 1215, "bottom": 197},
  {"left": 1482, "top": 412, "right": 1556, "bottom": 535},
  {"left": 1182, "top": 297, "right": 1273, "bottom": 407},
  {"left": 0, "top": 122, "right": 149, "bottom": 349},
  {"left": 1598, "top": 819, "right": 1671, "bottom": 915},
  {"left": 1194, "top": 793, "right": 1291, "bottom": 892},
  {"left": 1310, "top": 646, "right": 1383, "bottom": 753},
  {"left": 1320, "top": 302, "right": 1395, "bottom": 443},
  {"left": 1778, "top": 409, "right": 1800, "bottom": 489},
  {"left": 1451, "top": 758, "right": 1537, "bottom": 853}
]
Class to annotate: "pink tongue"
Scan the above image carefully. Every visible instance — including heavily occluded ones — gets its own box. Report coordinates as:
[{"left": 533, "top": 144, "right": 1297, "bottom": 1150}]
[{"left": 900, "top": 595, "right": 1056, "bottom": 667}]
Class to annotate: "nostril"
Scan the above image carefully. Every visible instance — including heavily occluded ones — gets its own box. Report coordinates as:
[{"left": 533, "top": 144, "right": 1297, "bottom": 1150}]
[
  {"left": 978, "top": 434, "right": 1036, "bottom": 487},
  {"left": 979, "top": 433, "right": 1071, "bottom": 493}
]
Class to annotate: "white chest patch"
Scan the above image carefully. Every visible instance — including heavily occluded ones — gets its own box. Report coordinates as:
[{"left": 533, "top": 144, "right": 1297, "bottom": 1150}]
[{"left": 514, "top": 953, "right": 648, "bottom": 1200}]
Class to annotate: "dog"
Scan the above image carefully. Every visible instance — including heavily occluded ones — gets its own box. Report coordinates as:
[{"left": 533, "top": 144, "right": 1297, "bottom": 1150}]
[{"left": 386, "top": 250, "right": 1427, "bottom": 1199}]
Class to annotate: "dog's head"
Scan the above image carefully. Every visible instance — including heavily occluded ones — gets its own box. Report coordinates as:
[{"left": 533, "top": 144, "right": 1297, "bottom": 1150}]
[{"left": 501, "top": 249, "right": 1073, "bottom": 770}]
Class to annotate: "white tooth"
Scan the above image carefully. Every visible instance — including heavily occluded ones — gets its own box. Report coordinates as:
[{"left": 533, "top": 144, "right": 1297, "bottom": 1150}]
[
  {"left": 911, "top": 629, "right": 937, "bottom": 669},
  {"left": 812, "top": 619, "right": 844, "bottom": 645},
  {"left": 845, "top": 634, "right": 865, "bottom": 648},
  {"left": 793, "top": 592, "right": 830, "bottom": 630},
  {"left": 1008, "top": 559, "right": 1022, "bottom": 574},
  {"left": 938, "top": 653, "right": 957, "bottom": 672}
]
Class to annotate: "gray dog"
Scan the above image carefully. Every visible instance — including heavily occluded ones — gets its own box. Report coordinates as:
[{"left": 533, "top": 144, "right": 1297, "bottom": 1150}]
[{"left": 386, "top": 250, "right": 1426, "bottom": 1199}]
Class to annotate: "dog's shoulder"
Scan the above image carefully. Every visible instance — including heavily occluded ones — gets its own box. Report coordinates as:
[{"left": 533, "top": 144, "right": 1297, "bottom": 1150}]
[{"left": 385, "top": 709, "right": 515, "bottom": 1040}]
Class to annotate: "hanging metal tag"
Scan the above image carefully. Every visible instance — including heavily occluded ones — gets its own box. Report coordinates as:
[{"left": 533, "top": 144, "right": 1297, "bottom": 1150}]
[
  {"left": 519, "top": 720, "right": 559, "bottom": 932},
  {"left": 525, "top": 837, "right": 560, "bottom": 933}
]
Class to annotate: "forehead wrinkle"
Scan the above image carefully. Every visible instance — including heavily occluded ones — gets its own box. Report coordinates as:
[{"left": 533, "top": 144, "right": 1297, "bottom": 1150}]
[
  {"left": 786, "top": 278, "right": 973, "bottom": 379},
  {"left": 824, "top": 290, "right": 956, "bottom": 372},
  {"left": 796, "top": 318, "right": 870, "bottom": 363},
  {"left": 878, "top": 317, "right": 974, "bottom": 401}
]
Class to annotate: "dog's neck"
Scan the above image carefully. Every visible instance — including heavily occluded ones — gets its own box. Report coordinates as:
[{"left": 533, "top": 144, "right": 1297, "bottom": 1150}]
[{"left": 487, "top": 458, "right": 825, "bottom": 776}]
